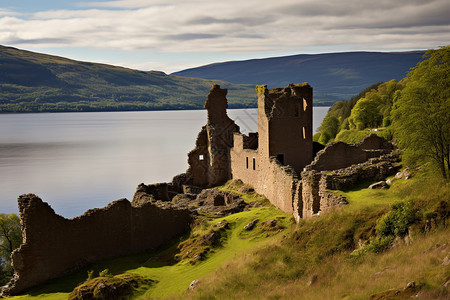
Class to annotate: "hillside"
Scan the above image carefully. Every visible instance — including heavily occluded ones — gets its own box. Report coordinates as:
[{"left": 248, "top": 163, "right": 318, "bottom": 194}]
[
  {"left": 9, "top": 172, "right": 450, "bottom": 299},
  {"left": 0, "top": 45, "right": 255, "bottom": 113},
  {"left": 173, "top": 51, "right": 425, "bottom": 105}
]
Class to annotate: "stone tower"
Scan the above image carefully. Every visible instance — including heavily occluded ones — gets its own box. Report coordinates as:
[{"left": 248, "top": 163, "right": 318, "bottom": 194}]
[{"left": 257, "top": 83, "right": 313, "bottom": 173}]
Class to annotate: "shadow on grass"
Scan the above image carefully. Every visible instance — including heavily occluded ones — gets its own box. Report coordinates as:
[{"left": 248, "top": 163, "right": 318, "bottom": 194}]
[
  {"left": 23, "top": 230, "right": 191, "bottom": 296},
  {"left": 340, "top": 178, "right": 383, "bottom": 193}
]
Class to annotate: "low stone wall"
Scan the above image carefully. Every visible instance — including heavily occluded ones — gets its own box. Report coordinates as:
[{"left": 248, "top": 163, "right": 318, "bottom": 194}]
[
  {"left": 2, "top": 194, "right": 191, "bottom": 296},
  {"left": 306, "top": 135, "right": 393, "bottom": 172},
  {"left": 298, "top": 152, "right": 400, "bottom": 220}
]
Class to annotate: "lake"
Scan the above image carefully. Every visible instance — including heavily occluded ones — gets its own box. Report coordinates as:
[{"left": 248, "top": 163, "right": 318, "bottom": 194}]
[{"left": 0, "top": 107, "right": 329, "bottom": 217}]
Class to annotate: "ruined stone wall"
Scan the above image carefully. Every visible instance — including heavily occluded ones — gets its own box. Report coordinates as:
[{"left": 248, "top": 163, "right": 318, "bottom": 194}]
[
  {"left": 306, "top": 141, "right": 368, "bottom": 171},
  {"left": 298, "top": 152, "right": 399, "bottom": 219},
  {"left": 230, "top": 84, "right": 314, "bottom": 216},
  {"left": 231, "top": 134, "right": 299, "bottom": 215},
  {"left": 306, "top": 135, "right": 393, "bottom": 172},
  {"left": 3, "top": 194, "right": 191, "bottom": 295},
  {"left": 182, "top": 84, "right": 239, "bottom": 188}
]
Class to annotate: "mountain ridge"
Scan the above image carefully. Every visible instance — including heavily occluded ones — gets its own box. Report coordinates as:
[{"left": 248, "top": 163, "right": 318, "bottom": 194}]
[
  {"left": 173, "top": 50, "right": 426, "bottom": 104},
  {"left": 0, "top": 45, "right": 255, "bottom": 113}
]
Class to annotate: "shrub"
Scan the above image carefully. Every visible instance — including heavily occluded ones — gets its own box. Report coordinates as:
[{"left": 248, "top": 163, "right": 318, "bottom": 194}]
[{"left": 375, "top": 200, "right": 418, "bottom": 238}]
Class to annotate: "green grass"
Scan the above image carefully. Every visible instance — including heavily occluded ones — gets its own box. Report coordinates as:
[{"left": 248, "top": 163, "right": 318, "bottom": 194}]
[
  {"left": 10, "top": 167, "right": 449, "bottom": 299},
  {"left": 12, "top": 202, "right": 292, "bottom": 300},
  {"left": 181, "top": 167, "right": 449, "bottom": 299}
]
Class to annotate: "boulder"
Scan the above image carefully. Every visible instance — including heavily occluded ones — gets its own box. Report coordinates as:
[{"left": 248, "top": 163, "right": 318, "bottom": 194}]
[
  {"left": 189, "top": 279, "right": 199, "bottom": 290},
  {"left": 244, "top": 220, "right": 258, "bottom": 230},
  {"left": 369, "top": 181, "right": 390, "bottom": 189}
]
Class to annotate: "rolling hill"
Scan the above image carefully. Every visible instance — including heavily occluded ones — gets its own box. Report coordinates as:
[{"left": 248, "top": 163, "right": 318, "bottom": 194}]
[
  {"left": 0, "top": 45, "right": 255, "bottom": 113},
  {"left": 173, "top": 51, "right": 426, "bottom": 105}
]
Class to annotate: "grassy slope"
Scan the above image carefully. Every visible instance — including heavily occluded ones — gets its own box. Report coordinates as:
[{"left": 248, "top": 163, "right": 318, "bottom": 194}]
[
  {"left": 11, "top": 168, "right": 449, "bottom": 299},
  {"left": 12, "top": 195, "right": 293, "bottom": 299},
  {"left": 181, "top": 168, "right": 449, "bottom": 299}
]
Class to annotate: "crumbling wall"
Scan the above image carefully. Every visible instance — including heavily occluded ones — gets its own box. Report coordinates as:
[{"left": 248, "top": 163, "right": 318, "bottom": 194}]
[
  {"left": 3, "top": 194, "right": 191, "bottom": 296},
  {"left": 306, "top": 142, "right": 368, "bottom": 171},
  {"left": 297, "top": 152, "right": 399, "bottom": 220},
  {"left": 231, "top": 135, "right": 299, "bottom": 215},
  {"left": 306, "top": 135, "right": 394, "bottom": 172},
  {"left": 180, "top": 84, "right": 239, "bottom": 188}
]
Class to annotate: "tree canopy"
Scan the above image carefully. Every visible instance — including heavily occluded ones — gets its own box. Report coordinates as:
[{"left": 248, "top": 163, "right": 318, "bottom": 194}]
[
  {"left": 0, "top": 214, "right": 22, "bottom": 285},
  {"left": 392, "top": 46, "right": 450, "bottom": 179}
]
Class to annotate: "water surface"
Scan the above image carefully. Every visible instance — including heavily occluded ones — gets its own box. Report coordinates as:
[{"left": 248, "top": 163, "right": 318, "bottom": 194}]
[{"left": 0, "top": 107, "right": 329, "bottom": 217}]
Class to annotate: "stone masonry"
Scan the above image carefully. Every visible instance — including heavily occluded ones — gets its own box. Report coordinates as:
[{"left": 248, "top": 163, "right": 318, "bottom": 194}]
[{"left": 2, "top": 194, "right": 191, "bottom": 295}]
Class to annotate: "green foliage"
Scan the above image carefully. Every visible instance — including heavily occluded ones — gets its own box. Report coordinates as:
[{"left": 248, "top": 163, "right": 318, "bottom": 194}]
[
  {"left": 392, "top": 46, "right": 450, "bottom": 179},
  {"left": 316, "top": 79, "right": 403, "bottom": 144},
  {"left": 98, "top": 269, "right": 113, "bottom": 278},
  {"left": 335, "top": 129, "right": 370, "bottom": 144},
  {"left": 364, "top": 235, "right": 395, "bottom": 253},
  {"left": 318, "top": 114, "right": 339, "bottom": 144},
  {"left": 348, "top": 97, "right": 382, "bottom": 129},
  {"left": 0, "top": 214, "right": 22, "bottom": 285},
  {"left": 375, "top": 200, "right": 418, "bottom": 238},
  {"left": 68, "top": 273, "right": 153, "bottom": 300},
  {"left": 382, "top": 116, "right": 391, "bottom": 127}
]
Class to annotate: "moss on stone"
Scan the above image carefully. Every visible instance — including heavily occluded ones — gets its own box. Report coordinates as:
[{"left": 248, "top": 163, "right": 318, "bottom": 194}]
[{"left": 255, "top": 85, "right": 268, "bottom": 96}]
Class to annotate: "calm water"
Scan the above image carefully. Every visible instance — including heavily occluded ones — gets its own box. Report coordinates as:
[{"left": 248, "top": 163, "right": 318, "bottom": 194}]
[{"left": 0, "top": 107, "right": 329, "bottom": 217}]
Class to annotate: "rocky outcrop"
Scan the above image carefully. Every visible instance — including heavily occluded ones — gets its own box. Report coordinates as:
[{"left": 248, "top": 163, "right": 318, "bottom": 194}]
[{"left": 2, "top": 194, "right": 191, "bottom": 296}]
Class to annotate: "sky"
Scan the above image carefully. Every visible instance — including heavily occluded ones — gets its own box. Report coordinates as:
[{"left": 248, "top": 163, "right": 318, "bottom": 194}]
[{"left": 1, "top": 0, "right": 449, "bottom": 73}]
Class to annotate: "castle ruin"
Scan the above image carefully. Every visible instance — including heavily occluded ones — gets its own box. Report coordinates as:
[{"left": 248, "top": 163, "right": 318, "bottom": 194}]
[{"left": 2, "top": 83, "right": 398, "bottom": 295}]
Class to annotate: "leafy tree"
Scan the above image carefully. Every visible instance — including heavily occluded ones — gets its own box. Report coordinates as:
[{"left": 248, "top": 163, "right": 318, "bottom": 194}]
[
  {"left": 318, "top": 114, "right": 340, "bottom": 144},
  {"left": 348, "top": 97, "right": 382, "bottom": 130},
  {"left": 392, "top": 46, "right": 450, "bottom": 179},
  {"left": 0, "top": 214, "right": 22, "bottom": 285}
]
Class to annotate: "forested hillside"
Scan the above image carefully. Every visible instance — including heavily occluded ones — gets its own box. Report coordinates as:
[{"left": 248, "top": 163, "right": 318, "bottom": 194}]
[
  {"left": 173, "top": 51, "right": 425, "bottom": 105},
  {"left": 315, "top": 46, "right": 449, "bottom": 179},
  {"left": 0, "top": 45, "right": 255, "bottom": 113}
]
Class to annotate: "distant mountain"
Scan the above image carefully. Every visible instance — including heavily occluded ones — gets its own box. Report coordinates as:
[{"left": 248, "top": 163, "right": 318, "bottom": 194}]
[
  {"left": 173, "top": 51, "right": 426, "bottom": 105},
  {"left": 0, "top": 45, "right": 255, "bottom": 113}
]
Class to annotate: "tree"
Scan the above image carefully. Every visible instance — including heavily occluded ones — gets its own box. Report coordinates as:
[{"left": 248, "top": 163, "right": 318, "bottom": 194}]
[
  {"left": 318, "top": 114, "right": 340, "bottom": 144},
  {"left": 392, "top": 46, "right": 450, "bottom": 179},
  {"left": 348, "top": 97, "right": 382, "bottom": 130},
  {"left": 0, "top": 214, "right": 22, "bottom": 285}
]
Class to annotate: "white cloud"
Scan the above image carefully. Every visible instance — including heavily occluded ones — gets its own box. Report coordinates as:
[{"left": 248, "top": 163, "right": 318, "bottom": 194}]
[{"left": 0, "top": 0, "right": 449, "bottom": 71}]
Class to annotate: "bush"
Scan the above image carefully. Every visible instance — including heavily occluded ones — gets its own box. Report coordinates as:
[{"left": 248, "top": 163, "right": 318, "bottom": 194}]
[{"left": 376, "top": 200, "right": 418, "bottom": 238}]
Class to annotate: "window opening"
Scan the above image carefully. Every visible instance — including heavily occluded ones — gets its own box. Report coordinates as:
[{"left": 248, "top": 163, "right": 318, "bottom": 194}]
[
  {"left": 199, "top": 154, "right": 204, "bottom": 161},
  {"left": 252, "top": 158, "right": 256, "bottom": 170},
  {"left": 276, "top": 154, "right": 284, "bottom": 165}
]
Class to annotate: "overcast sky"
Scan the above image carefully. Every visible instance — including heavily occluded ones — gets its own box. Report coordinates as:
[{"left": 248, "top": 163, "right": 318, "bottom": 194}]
[{"left": 1, "top": 0, "right": 449, "bottom": 73}]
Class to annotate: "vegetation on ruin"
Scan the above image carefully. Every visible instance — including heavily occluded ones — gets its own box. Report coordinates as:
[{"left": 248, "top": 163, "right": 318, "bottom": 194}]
[
  {"left": 315, "top": 45, "right": 450, "bottom": 179},
  {"left": 68, "top": 272, "right": 154, "bottom": 300}
]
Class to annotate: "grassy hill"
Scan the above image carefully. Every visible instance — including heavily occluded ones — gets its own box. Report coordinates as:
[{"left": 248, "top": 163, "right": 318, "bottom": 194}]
[
  {"left": 173, "top": 51, "right": 425, "bottom": 105},
  {"left": 0, "top": 45, "right": 255, "bottom": 113},
  {"left": 10, "top": 169, "right": 449, "bottom": 299}
]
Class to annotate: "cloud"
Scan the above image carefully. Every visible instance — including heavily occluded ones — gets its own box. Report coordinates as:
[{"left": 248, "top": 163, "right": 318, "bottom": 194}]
[
  {"left": 165, "top": 33, "right": 222, "bottom": 41},
  {"left": 0, "top": 0, "right": 449, "bottom": 70}
]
